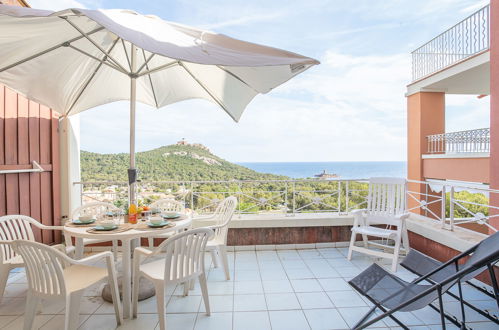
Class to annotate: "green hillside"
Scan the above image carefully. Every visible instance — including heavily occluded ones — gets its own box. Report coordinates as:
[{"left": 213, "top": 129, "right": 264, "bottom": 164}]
[{"left": 81, "top": 144, "right": 287, "bottom": 182}]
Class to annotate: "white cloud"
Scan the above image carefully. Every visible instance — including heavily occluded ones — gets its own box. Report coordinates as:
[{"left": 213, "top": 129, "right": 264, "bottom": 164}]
[
  {"left": 200, "top": 12, "right": 286, "bottom": 30},
  {"left": 80, "top": 49, "right": 410, "bottom": 162},
  {"left": 75, "top": 0, "right": 487, "bottom": 163}
]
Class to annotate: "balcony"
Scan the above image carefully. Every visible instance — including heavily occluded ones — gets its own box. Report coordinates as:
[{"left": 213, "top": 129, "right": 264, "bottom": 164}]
[
  {"left": 411, "top": 4, "right": 490, "bottom": 82},
  {"left": 74, "top": 178, "right": 497, "bottom": 235},
  {"left": 426, "top": 128, "right": 490, "bottom": 155},
  {"left": 422, "top": 128, "right": 490, "bottom": 183}
]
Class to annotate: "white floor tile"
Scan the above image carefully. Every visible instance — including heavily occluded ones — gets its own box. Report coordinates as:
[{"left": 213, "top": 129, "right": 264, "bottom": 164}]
[
  {"left": 0, "top": 315, "right": 18, "bottom": 329},
  {"left": 164, "top": 313, "right": 197, "bottom": 329},
  {"left": 286, "top": 268, "right": 315, "bottom": 280},
  {"left": 233, "top": 294, "right": 267, "bottom": 311},
  {"left": 234, "top": 281, "right": 263, "bottom": 294},
  {"left": 234, "top": 270, "right": 260, "bottom": 281},
  {"left": 304, "top": 308, "right": 349, "bottom": 329},
  {"left": 233, "top": 311, "right": 271, "bottom": 330},
  {"left": 262, "top": 280, "right": 294, "bottom": 293},
  {"left": 166, "top": 295, "right": 201, "bottom": 313},
  {"left": 194, "top": 312, "right": 232, "bottom": 330},
  {"left": 290, "top": 279, "right": 323, "bottom": 292},
  {"left": 265, "top": 293, "right": 301, "bottom": 310},
  {"left": 7, "top": 314, "right": 56, "bottom": 330},
  {"left": 296, "top": 292, "right": 334, "bottom": 309},
  {"left": 78, "top": 314, "right": 118, "bottom": 330},
  {"left": 337, "top": 307, "right": 387, "bottom": 328},
  {"left": 0, "top": 298, "right": 26, "bottom": 315},
  {"left": 260, "top": 269, "right": 288, "bottom": 280},
  {"left": 201, "top": 295, "right": 233, "bottom": 312},
  {"left": 318, "top": 278, "right": 352, "bottom": 291},
  {"left": 269, "top": 310, "right": 311, "bottom": 330}
]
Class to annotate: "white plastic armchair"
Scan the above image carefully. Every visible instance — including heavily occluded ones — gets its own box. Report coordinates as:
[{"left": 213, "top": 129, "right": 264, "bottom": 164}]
[
  {"left": 10, "top": 240, "right": 122, "bottom": 330},
  {"left": 132, "top": 228, "right": 214, "bottom": 330},
  {"left": 347, "top": 177, "right": 410, "bottom": 272},
  {"left": 0, "top": 214, "right": 74, "bottom": 299},
  {"left": 147, "top": 199, "right": 185, "bottom": 248},
  {"left": 70, "top": 202, "right": 121, "bottom": 259},
  {"left": 202, "top": 196, "right": 237, "bottom": 280}
]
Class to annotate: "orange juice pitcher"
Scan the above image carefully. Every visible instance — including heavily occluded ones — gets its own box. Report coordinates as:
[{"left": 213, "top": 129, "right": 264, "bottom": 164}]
[{"left": 128, "top": 203, "right": 138, "bottom": 224}]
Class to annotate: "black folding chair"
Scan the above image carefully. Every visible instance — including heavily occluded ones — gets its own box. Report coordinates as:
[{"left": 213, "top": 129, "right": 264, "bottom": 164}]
[
  {"left": 348, "top": 231, "right": 499, "bottom": 329},
  {"left": 401, "top": 248, "right": 499, "bottom": 325}
]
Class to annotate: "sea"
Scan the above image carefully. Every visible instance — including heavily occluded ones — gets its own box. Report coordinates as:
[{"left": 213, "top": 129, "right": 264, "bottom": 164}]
[{"left": 237, "top": 161, "right": 407, "bottom": 179}]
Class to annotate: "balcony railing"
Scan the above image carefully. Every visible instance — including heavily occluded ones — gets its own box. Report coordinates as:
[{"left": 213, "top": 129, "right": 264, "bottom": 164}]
[
  {"left": 74, "top": 179, "right": 370, "bottom": 215},
  {"left": 411, "top": 4, "right": 490, "bottom": 81},
  {"left": 73, "top": 178, "right": 498, "bottom": 231},
  {"left": 426, "top": 128, "right": 490, "bottom": 154}
]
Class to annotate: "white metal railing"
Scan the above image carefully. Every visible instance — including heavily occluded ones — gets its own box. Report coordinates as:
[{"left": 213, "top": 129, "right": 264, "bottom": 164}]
[
  {"left": 407, "top": 179, "right": 498, "bottom": 232},
  {"left": 411, "top": 4, "right": 490, "bottom": 81},
  {"left": 426, "top": 128, "right": 490, "bottom": 154},
  {"left": 74, "top": 178, "right": 498, "bottom": 232},
  {"left": 73, "top": 179, "right": 370, "bottom": 215}
]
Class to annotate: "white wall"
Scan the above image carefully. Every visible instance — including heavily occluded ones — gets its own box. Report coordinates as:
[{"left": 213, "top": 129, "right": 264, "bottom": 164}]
[{"left": 59, "top": 115, "right": 81, "bottom": 221}]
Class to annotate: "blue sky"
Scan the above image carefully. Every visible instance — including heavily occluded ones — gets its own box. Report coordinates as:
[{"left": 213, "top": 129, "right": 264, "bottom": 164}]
[{"left": 30, "top": 0, "right": 490, "bottom": 162}]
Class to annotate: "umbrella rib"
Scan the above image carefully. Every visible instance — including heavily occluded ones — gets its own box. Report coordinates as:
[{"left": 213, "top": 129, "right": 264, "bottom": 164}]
[
  {"left": 68, "top": 44, "right": 127, "bottom": 75},
  {"left": 0, "top": 26, "right": 105, "bottom": 73},
  {"left": 137, "top": 60, "right": 179, "bottom": 77},
  {"left": 136, "top": 53, "right": 155, "bottom": 75},
  {"left": 62, "top": 17, "right": 129, "bottom": 74},
  {"left": 121, "top": 38, "right": 132, "bottom": 72},
  {"left": 141, "top": 49, "right": 159, "bottom": 108},
  {"left": 179, "top": 62, "right": 238, "bottom": 122},
  {"left": 66, "top": 38, "right": 121, "bottom": 115},
  {"left": 215, "top": 65, "right": 259, "bottom": 94}
]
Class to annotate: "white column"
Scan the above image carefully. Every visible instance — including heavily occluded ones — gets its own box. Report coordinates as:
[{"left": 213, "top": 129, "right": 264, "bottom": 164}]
[{"left": 59, "top": 115, "right": 81, "bottom": 221}]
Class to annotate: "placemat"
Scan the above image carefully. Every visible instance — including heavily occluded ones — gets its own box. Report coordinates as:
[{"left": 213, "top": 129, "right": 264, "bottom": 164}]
[
  {"left": 149, "top": 214, "right": 188, "bottom": 222},
  {"left": 133, "top": 222, "right": 176, "bottom": 231},
  {"left": 86, "top": 223, "right": 133, "bottom": 234},
  {"left": 65, "top": 221, "right": 96, "bottom": 228}
]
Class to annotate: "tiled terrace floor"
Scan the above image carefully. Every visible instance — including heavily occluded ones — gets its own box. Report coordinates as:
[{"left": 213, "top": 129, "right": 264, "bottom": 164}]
[{"left": 1, "top": 247, "right": 497, "bottom": 329}]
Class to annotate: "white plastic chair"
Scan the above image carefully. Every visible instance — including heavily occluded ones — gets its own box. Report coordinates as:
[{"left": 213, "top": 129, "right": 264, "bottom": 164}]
[
  {"left": 70, "top": 202, "right": 120, "bottom": 259},
  {"left": 132, "top": 227, "right": 214, "bottom": 330},
  {"left": 347, "top": 177, "right": 410, "bottom": 272},
  {"left": 10, "top": 240, "right": 122, "bottom": 330},
  {"left": 0, "top": 215, "right": 74, "bottom": 299},
  {"left": 147, "top": 199, "right": 185, "bottom": 248},
  {"left": 203, "top": 196, "right": 237, "bottom": 280}
]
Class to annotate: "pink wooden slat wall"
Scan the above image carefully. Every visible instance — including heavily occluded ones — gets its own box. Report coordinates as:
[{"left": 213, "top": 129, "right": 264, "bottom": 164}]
[{"left": 0, "top": 84, "right": 61, "bottom": 244}]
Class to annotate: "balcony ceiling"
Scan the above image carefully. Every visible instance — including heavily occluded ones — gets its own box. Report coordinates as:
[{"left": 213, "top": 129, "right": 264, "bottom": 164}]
[{"left": 407, "top": 51, "right": 489, "bottom": 96}]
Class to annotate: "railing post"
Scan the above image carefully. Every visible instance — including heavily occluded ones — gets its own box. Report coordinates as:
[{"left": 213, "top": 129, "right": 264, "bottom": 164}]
[
  {"left": 449, "top": 186, "right": 455, "bottom": 231},
  {"left": 190, "top": 181, "right": 194, "bottom": 212},
  {"left": 284, "top": 181, "right": 288, "bottom": 216},
  {"left": 345, "top": 181, "right": 350, "bottom": 213},
  {"left": 441, "top": 185, "right": 446, "bottom": 229},
  {"left": 337, "top": 181, "right": 341, "bottom": 214},
  {"left": 292, "top": 181, "right": 296, "bottom": 215}
]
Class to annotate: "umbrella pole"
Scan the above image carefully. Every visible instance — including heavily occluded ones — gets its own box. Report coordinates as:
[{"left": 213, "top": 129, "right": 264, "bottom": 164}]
[{"left": 129, "top": 44, "right": 137, "bottom": 206}]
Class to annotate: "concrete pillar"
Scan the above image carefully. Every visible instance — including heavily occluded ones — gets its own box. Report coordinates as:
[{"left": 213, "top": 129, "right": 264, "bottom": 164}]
[
  {"left": 407, "top": 92, "right": 445, "bottom": 217},
  {"left": 59, "top": 115, "right": 81, "bottom": 222},
  {"left": 490, "top": 0, "right": 499, "bottom": 231}
]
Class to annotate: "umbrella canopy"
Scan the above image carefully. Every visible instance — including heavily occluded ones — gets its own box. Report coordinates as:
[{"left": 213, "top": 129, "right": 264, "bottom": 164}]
[
  {"left": 0, "top": 5, "right": 319, "bottom": 203},
  {"left": 0, "top": 5, "right": 318, "bottom": 120}
]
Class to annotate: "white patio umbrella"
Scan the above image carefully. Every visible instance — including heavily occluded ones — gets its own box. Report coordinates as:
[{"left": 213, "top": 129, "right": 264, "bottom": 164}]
[{"left": 0, "top": 5, "right": 319, "bottom": 204}]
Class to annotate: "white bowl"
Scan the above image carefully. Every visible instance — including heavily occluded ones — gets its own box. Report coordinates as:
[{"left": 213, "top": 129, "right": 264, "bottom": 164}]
[
  {"left": 100, "top": 220, "right": 115, "bottom": 229},
  {"left": 164, "top": 212, "right": 179, "bottom": 218},
  {"left": 150, "top": 218, "right": 164, "bottom": 225},
  {"left": 79, "top": 215, "right": 94, "bottom": 222}
]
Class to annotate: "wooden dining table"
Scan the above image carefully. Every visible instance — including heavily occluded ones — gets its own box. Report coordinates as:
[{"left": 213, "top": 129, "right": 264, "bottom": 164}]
[{"left": 63, "top": 214, "right": 192, "bottom": 318}]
